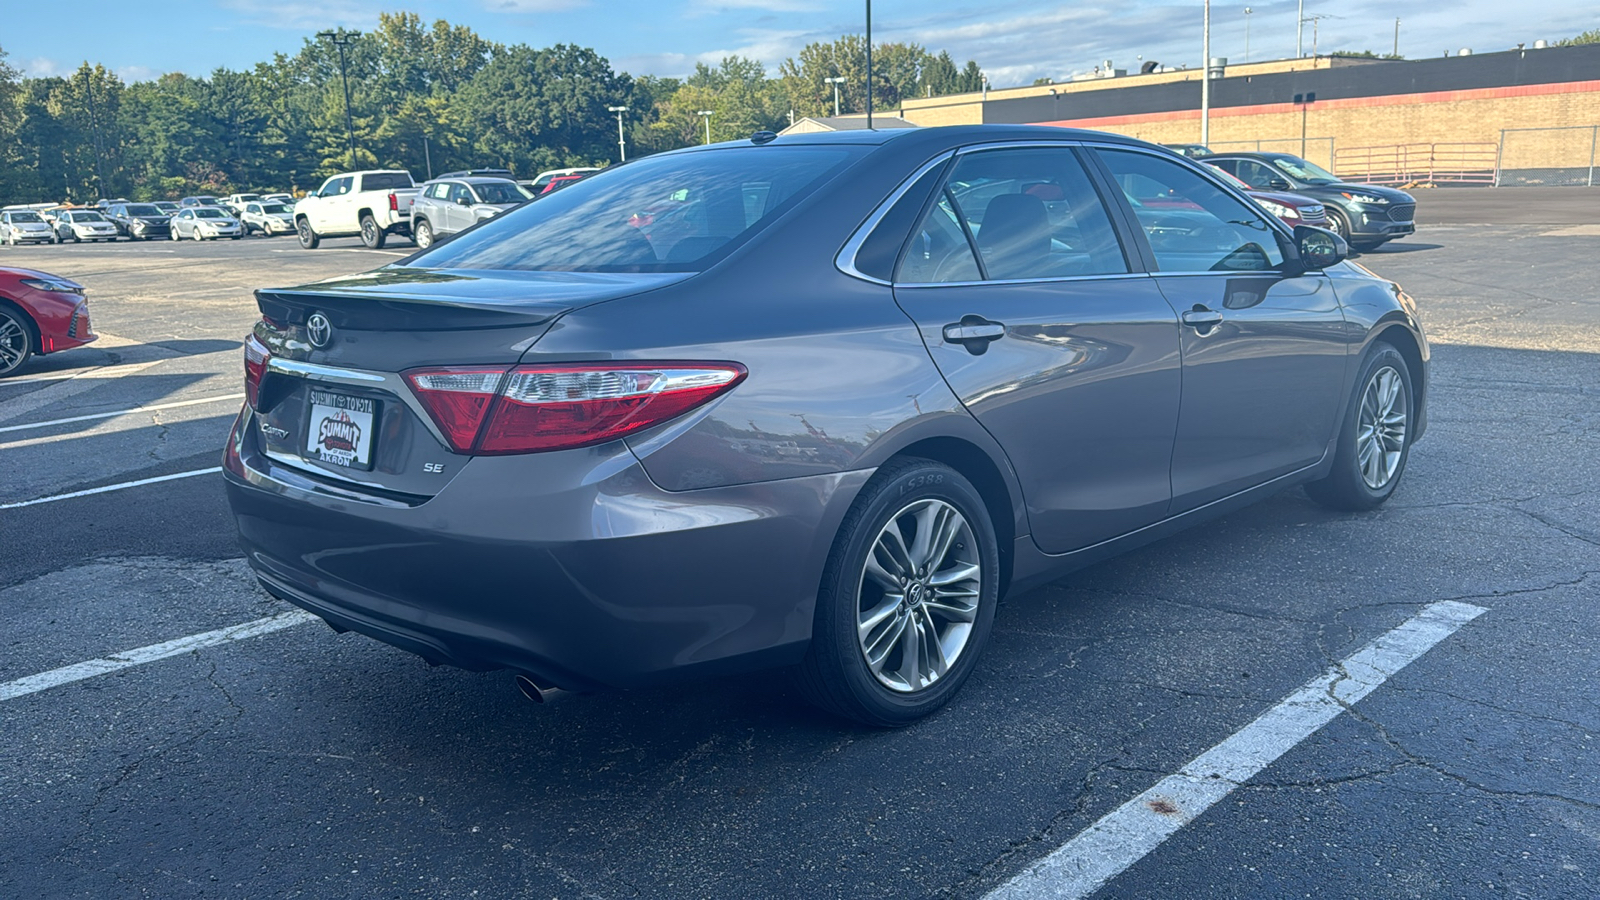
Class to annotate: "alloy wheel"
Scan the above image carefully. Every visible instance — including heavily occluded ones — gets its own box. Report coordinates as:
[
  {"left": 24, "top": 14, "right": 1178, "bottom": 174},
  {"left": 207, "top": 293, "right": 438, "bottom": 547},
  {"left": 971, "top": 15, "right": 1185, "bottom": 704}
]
[
  {"left": 856, "top": 498, "right": 983, "bottom": 693},
  {"left": 0, "top": 312, "right": 31, "bottom": 375},
  {"left": 1356, "top": 365, "right": 1408, "bottom": 489}
]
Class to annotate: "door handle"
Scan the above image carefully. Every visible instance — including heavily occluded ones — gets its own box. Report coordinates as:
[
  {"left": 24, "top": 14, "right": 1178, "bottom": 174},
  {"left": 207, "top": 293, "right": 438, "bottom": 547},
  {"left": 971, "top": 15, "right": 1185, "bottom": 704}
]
[
  {"left": 1181, "top": 306, "right": 1224, "bottom": 333},
  {"left": 942, "top": 317, "right": 1006, "bottom": 354}
]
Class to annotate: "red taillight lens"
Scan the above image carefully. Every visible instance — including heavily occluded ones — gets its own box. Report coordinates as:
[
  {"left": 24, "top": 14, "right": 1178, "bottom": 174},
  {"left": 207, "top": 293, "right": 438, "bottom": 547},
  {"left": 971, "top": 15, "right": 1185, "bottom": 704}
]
[
  {"left": 244, "top": 333, "right": 270, "bottom": 409},
  {"left": 404, "top": 367, "right": 506, "bottom": 452},
  {"left": 404, "top": 363, "right": 746, "bottom": 455},
  {"left": 388, "top": 192, "right": 399, "bottom": 211}
]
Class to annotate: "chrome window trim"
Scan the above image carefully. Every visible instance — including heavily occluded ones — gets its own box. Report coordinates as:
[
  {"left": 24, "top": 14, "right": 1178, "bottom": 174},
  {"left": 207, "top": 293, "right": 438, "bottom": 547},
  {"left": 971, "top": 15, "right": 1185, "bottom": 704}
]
[
  {"left": 834, "top": 151, "right": 956, "bottom": 286},
  {"left": 265, "top": 357, "right": 449, "bottom": 446},
  {"left": 894, "top": 272, "right": 1154, "bottom": 290}
]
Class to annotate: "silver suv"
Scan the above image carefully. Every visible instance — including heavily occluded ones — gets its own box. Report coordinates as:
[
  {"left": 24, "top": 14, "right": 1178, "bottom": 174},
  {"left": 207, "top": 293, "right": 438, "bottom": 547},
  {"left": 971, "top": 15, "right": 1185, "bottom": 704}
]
[{"left": 410, "top": 173, "right": 530, "bottom": 248}]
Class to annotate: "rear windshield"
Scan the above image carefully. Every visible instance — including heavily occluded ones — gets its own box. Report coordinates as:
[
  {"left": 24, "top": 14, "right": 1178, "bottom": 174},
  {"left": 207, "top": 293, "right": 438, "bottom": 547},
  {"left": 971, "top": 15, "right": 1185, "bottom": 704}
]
[
  {"left": 410, "top": 146, "right": 860, "bottom": 273},
  {"left": 194, "top": 208, "right": 228, "bottom": 219},
  {"left": 127, "top": 204, "right": 161, "bottom": 216},
  {"left": 474, "top": 182, "right": 530, "bottom": 204},
  {"left": 194, "top": 197, "right": 219, "bottom": 205},
  {"left": 361, "top": 173, "right": 414, "bottom": 191}
]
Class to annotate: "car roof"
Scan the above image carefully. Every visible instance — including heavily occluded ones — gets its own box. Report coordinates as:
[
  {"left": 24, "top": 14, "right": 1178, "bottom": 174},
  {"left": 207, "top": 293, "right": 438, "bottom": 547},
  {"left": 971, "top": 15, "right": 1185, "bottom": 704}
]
[
  {"left": 661, "top": 124, "right": 1158, "bottom": 159},
  {"left": 1208, "top": 151, "right": 1298, "bottom": 161}
]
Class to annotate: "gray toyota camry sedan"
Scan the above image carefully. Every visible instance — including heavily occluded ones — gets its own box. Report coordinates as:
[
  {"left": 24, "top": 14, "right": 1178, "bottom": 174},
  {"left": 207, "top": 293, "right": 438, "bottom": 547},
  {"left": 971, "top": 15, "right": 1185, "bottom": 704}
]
[{"left": 224, "top": 125, "right": 1428, "bottom": 726}]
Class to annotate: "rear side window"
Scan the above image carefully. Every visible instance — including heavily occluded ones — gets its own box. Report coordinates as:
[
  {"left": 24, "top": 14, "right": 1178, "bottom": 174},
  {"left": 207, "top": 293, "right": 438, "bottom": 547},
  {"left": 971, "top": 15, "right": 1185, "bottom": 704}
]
[
  {"left": 361, "top": 173, "right": 413, "bottom": 191},
  {"left": 897, "top": 146, "right": 1130, "bottom": 283},
  {"left": 1097, "top": 148, "right": 1284, "bottom": 273},
  {"left": 412, "top": 146, "right": 861, "bottom": 273}
]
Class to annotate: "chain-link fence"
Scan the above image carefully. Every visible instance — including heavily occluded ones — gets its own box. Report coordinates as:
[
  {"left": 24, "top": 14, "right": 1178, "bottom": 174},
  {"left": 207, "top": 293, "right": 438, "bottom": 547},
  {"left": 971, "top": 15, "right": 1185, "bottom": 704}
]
[
  {"left": 1496, "top": 126, "right": 1599, "bottom": 186},
  {"left": 1205, "top": 137, "right": 1336, "bottom": 170}
]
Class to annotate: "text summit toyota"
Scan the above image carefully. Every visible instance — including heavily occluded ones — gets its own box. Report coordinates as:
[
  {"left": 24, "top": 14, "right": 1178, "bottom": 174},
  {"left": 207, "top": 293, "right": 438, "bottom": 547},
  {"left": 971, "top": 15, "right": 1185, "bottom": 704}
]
[{"left": 225, "top": 125, "right": 1428, "bottom": 726}]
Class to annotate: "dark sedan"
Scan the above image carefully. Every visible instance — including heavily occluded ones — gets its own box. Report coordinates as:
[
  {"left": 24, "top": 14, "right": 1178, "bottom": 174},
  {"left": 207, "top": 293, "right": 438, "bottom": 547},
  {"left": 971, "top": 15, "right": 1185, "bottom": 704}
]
[
  {"left": 106, "top": 202, "right": 173, "bottom": 240},
  {"left": 225, "top": 125, "right": 1429, "bottom": 725},
  {"left": 1203, "top": 151, "right": 1416, "bottom": 250}
]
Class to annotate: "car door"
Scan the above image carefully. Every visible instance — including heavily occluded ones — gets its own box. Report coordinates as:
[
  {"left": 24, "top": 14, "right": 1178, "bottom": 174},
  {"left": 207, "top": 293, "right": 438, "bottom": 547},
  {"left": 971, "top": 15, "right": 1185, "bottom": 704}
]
[
  {"left": 890, "top": 144, "right": 1184, "bottom": 554},
  {"left": 1092, "top": 146, "right": 1351, "bottom": 511},
  {"left": 447, "top": 182, "right": 474, "bottom": 233}
]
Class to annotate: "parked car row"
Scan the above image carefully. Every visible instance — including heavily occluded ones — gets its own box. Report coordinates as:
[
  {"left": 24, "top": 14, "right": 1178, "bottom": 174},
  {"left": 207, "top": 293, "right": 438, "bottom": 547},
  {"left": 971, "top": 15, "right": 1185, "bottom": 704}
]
[{"left": 1158, "top": 144, "right": 1418, "bottom": 251}]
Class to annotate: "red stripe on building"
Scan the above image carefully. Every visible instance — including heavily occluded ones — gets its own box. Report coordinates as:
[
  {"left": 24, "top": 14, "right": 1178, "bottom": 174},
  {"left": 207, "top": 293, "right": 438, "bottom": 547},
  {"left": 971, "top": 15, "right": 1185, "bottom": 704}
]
[{"left": 1034, "top": 79, "right": 1600, "bottom": 129}]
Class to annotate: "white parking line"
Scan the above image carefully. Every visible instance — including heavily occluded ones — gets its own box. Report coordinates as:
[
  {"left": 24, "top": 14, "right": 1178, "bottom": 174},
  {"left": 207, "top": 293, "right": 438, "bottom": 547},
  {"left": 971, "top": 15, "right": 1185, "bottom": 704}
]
[
  {"left": 0, "top": 610, "right": 319, "bottom": 702},
  {"left": 0, "top": 360, "right": 162, "bottom": 386},
  {"left": 986, "top": 599, "right": 1488, "bottom": 900},
  {"left": 0, "top": 392, "right": 243, "bottom": 434},
  {"left": 0, "top": 466, "right": 222, "bottom": 510}
]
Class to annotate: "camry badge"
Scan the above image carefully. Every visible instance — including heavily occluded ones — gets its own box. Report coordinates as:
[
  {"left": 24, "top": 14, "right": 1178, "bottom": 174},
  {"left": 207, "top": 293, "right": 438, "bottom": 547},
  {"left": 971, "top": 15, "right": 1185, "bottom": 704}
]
[{"left": 306, "top": 312, "right": 333, "bottom": 348}]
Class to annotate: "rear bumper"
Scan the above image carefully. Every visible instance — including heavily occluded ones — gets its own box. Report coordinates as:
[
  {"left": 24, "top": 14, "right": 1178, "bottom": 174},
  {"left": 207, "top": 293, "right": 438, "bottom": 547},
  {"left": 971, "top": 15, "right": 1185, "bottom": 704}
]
[{"left": 223, "top": 409, "right": 868, "bottom": 690}]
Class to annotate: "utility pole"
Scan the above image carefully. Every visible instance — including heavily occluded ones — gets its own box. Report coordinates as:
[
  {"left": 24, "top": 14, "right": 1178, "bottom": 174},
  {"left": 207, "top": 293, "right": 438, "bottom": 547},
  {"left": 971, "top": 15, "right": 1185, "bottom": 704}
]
[
  {"left": 609, "top": 105, "right": 629, "bottom": 161},
  {"left": 423, "top": 136, "right": 433, "bottom": 179},
  {"left": 825, "top": 76, "right": 846, "bottom": 117},
  {"left": 1201, "top": 0, "right": 1211, "bottom": 145},
  {"left": 1394, "top": 18, "right": 1401, "bottom": 57},
  {"left": 865, "top": 0, "right": 874, "bottom": 129},
  {"left": 317, "top": 28, "right": 360, "bottom": 167},
  {"left": 698, "top": 110, "right": 713, "bottom": 144},
  {"left": 82, "top": 70, "right": 108, "bottom": 198},
  {"left": 1294, "top": 92, "right": 1316, "bottom": 157}
]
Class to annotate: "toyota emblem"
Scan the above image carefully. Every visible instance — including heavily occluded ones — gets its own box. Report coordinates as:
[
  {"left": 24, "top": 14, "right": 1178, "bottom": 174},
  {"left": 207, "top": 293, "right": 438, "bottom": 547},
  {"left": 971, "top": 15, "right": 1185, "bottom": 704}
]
[{"left": 306, "top": 312, "right": 333, "bottom": 348}]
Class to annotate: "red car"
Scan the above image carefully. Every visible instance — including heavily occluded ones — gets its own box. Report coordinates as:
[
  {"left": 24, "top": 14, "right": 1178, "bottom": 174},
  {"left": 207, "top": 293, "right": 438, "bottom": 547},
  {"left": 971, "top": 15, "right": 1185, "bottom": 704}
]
[
  {"left": 1208, "top": 164, "right": 1330, "bottom": 229},
  {"left": 0, "top": 267, "right": 97, "bottom": 377}
]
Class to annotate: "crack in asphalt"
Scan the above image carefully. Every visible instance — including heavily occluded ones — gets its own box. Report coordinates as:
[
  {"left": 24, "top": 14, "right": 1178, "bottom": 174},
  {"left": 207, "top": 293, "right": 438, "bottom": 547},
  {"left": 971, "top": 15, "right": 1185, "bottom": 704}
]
[{"left": 53, "top": 656, "right": 248, "bottom": 874}]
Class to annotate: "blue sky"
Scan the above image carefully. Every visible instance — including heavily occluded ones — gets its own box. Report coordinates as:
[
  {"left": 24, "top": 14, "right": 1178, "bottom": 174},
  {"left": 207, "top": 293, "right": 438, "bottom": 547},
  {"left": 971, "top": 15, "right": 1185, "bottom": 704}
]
[{"left": 6, "top": 1, "right": 1595, "bottom": 89}]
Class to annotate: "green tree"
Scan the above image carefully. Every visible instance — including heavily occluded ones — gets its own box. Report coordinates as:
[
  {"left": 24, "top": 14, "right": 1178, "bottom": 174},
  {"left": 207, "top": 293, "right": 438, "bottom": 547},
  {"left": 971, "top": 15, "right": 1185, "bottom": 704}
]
[{"left": 1555, "top": 29, "right": 1600, "bottom": 45}]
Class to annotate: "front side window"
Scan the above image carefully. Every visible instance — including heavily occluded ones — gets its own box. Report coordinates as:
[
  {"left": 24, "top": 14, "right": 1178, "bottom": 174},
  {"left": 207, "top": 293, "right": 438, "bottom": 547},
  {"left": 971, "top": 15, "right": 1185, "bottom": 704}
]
[
  {"left": 1098, "top": 149, "right": 1285, "bottom": 273},
  {"left": 448, "top": 183, "right": 472, "bottom": 205},
  {"left": 472, "top": 181, "right": 529, "bottom": 204},
  {"left": 897, "top": 145, "right": 1129, "bottom": 283},
  {"left": 1234, "top": 160, "right": 1282, "bottom": 190},
  {"left": 412, "top": 146, "right": 860, "bottom": 273}
]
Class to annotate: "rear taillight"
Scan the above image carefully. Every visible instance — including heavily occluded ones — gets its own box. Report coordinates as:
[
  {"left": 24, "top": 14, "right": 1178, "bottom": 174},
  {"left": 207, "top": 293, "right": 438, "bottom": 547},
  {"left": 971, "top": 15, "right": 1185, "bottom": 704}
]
[
  {"left": 388, "top": 192, "right": 399, "bottom": 211},
  {"left": 244, "top": 333, "right": 270, "bottom": 409},
  {"left": 403, "top": 368, "right": 505, "bottom": 452},
  {"left": 404, "top": 363, "right": 746, "bottom": 455}
]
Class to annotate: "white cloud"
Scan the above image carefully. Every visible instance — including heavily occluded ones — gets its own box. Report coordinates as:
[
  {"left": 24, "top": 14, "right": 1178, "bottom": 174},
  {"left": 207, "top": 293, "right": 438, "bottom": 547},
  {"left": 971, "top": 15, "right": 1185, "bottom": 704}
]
[
  {"left": 219, "top": 0, "right": 382, "bottom": 30},
  {"left": 19, "top": 57, "right": 69, "bottom": 78},
  {"left": 482, "top": 0, "right": 591, "bottom": 12},
  {"left": 116, "top": 65, "right": 164, "bottom": 84}
]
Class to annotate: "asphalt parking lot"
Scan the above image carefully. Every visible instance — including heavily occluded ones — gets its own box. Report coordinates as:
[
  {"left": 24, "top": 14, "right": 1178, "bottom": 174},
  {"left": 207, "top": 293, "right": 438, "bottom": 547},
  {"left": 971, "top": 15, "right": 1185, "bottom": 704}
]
[{"left": 2, "top": 200, "right": 1597, "bottom": 898}]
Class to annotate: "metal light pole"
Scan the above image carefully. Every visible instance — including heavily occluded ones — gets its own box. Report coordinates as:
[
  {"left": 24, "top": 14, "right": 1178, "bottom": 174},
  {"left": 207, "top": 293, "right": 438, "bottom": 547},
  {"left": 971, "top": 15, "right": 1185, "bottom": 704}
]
[
  {"left": 609, "top": 105, "right": 629, "bottom": 162},
  {"left": 317, "top": 28, "right": 360, "bottom": 167},
  {"left": 865, "top": 0, "right": 873, "bottom": 129},
  {"left": 1393, "top": 18, "right": 1401, "bottom": 57},
  {"left": 1201, "top": 0, "right": 1211, "bottom": 145},
  {"left": 1296, "top": 0, "right": 1304, "bottom": 57},
  {"left": 1244, "top": 7, "right": 1253, "bottom": 62},
  {"left": 825, "top": 76, "right": 846, "bottom": 117},
  {"left": 698, "top": 110, "right": 714, "bottom": 144}
]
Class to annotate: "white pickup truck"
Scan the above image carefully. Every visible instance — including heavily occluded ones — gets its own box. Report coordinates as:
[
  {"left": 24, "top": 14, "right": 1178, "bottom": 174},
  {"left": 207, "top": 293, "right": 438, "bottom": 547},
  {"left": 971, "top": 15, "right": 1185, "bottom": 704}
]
[{"left": 294, "top": 170, "right": 420, "bottom": 249}]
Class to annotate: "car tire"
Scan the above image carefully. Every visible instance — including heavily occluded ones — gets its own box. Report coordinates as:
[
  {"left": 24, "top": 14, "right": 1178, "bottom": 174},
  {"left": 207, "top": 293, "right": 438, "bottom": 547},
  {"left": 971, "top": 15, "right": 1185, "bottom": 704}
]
[
  {"left": 796, "top": 458, "right": 1001, "bottom": 727},
  {"left": 1305, "top": 343, "right": 1415, "bottom": 511},
  {"left": 170, "top": 228, "right": 180, "bottom": 241},
  {"left": 297, "top": 218, "right": 319, "bottom": 249},
  {"left": 414, "top": 219, "right": 433, "bottom": 249},
  {"left": 360, "top": 215, "right": 386, "bottom": 249},
  {"left": 0, "top": 305, "right": 36, "bottom": 377},
  {"left": 193, "top": 228, "right": 204, "bottom": 241},
  {"left": 71, "top": 233, "right": 81, "bottom": 244}
]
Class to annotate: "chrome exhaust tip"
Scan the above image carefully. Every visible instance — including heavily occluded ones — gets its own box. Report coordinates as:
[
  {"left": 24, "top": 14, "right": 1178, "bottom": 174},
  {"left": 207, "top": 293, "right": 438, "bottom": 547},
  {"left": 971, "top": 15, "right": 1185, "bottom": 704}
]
[{"left": 514, "top": 673, "right": 566, "bottom": 704}]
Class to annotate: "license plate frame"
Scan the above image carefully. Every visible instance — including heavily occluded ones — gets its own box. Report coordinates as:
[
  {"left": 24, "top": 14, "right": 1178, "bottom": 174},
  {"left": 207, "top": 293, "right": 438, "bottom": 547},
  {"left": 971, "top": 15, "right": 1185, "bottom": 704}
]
[{"left": 303, "top": 389, "right": 379, "bottom": 471}]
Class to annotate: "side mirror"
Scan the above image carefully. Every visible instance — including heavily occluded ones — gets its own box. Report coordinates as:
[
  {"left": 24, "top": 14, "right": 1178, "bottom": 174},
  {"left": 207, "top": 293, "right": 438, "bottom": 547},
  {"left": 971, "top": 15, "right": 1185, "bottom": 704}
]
[
  {"left": 1267, "top": 178, "right": 1292, "bottom": 191},
  {"left": 457, "top": 197, "right": 473, "bottom": 206},
  {"left": 1290, "top": 224, "right": 1348, "bottom": 273}
]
